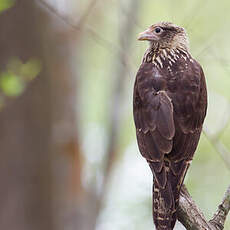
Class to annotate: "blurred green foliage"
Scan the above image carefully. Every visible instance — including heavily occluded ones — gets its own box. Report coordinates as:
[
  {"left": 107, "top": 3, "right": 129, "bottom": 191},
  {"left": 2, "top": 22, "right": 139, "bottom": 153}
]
[
  {"left": 0, "top": 72, "right": 25, "bottom": 96},
  {"left": 0, "top": 0, "right": 15, "bottom": 13},
  {"left": 0, "top": 58, "right": 42, "bottom": 97}
]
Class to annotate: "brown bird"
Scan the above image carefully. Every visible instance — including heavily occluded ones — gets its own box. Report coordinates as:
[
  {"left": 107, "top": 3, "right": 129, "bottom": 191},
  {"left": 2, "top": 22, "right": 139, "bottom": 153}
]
[{"left": 133, "top": 22, "right": 207, "bottom": 230}]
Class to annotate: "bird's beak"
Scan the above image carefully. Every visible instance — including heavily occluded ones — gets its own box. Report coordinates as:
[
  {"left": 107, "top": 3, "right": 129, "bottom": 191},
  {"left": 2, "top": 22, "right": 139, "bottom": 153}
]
[{"left": 138, "top": 28, "right": 154, "bottom": 41}]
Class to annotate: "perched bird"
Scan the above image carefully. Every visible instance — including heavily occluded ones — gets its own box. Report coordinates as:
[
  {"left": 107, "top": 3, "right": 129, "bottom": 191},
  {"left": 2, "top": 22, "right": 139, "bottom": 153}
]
[{"left": 133, "top": 22, "right": 207, "bottom": 230}]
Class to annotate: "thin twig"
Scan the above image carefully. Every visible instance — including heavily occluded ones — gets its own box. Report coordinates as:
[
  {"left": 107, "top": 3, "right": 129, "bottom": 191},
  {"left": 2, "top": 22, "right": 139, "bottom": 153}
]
[
  {"left": 36, "top": 0, "right": 116, "bottom": 50},
  {"left": 37, "top": 0, "right": 98, "bottom": 28},
  {"left": 210, "top": 185, "right": 230, "bottom": 230},
  {"left": 36, "top": 0, "right": 134, "bottom": 58},
  {"left": 76, "top": 0, "right": 99, "bottom": 27}
]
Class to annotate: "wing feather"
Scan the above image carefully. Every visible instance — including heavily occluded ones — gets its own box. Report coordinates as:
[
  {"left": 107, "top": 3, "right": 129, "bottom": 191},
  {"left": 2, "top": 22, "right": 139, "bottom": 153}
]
[
  {"left": 133, "top": 63, "right": 175, "bottom": 188},
  {"left": 151, "top": 130, "right": 172, "bottom": 154},
  {"left": 156, "top": 92, "right": 175, "bottom": 140}
]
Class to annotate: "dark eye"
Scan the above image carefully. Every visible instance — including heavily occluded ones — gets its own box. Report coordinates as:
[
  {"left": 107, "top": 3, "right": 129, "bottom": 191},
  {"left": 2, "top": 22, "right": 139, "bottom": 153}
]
[{"left": 155, "top": 27, "right": 162, "bottom": 33}]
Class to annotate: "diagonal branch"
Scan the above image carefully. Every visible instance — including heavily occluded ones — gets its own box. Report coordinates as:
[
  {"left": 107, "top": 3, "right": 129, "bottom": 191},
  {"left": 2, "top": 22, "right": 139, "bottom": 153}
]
[
  {"left": 36, "top": 0, "right": 117, "bottom": 51},
  {"left": 37, "top": 0, "right": 98, "bottom": 28},
  {"left": 178, "top": 184, "right": 230, "bottom": 230},
  {"left": 36, "top": 0, "right": 138, "bottom": 72},
  {"left": 210, "top": 185, "right": 230, "bottom": 230},
  {"left": 178, "top": 185, "right": 215, "bottom": 230}
]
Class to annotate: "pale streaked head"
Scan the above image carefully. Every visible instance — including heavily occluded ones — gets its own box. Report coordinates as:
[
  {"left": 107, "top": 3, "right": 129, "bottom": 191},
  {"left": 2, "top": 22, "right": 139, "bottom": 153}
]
[{"left": 138, "top": 22, "right": 189, "bottom": 51}]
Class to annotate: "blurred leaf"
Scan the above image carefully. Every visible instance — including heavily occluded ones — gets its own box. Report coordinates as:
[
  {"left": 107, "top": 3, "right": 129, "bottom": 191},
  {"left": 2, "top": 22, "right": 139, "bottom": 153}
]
[
  {"left": 20, "top": 58, "right": 42, "bottom": 80},
  {"left": 0, "top": 0, "right": 15, "bottom": 13},
  {"left": 7, "top": 57, "right": 42, "bottom": 81},
  {"left": 0, "top": 57, "right": 41, "bottom": 99},
  {"left": 0, "top": 72, "right": 25, "bottom": 97}
]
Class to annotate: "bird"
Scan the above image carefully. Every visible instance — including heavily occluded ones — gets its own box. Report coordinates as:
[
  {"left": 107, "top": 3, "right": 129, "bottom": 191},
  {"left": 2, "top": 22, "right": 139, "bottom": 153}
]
[{"left": 133, "top": 22, "right": 207, "bottom": 230}]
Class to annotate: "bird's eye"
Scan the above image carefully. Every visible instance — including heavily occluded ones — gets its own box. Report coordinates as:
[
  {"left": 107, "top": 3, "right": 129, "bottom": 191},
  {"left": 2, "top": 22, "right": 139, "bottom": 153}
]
[{"left": 155, "top": 27, "right": 162, "bottom": 33}]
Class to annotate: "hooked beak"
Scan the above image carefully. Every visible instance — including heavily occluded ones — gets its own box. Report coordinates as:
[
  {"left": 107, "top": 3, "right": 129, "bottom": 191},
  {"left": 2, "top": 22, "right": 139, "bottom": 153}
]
[{"left": 138, "top": 28, "right": 155, "bottom": 41}]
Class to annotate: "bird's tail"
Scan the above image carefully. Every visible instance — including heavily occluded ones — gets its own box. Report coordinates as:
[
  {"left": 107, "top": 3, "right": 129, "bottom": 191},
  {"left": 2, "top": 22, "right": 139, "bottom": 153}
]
[
  {"left": 150, "top": 160, "right": 190, "bottom": 230},
  {"left": 152, "top": 179, "right": 176, "bottom": 230}
]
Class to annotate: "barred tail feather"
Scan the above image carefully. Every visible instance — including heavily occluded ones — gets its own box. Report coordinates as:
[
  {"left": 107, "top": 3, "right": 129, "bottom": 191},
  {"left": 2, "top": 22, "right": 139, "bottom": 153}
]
[
  {"left": 153, "top": 181, "right": 176, "bottom": 230},
  {"left": 151, "top": 160, "right": 190, "bottom": 230}
]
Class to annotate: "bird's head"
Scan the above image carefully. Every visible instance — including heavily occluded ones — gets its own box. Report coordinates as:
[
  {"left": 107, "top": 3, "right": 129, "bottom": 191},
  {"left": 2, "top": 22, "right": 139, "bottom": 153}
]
[{"left": 138, "top": 22, "right": 189, "bottom": 51}]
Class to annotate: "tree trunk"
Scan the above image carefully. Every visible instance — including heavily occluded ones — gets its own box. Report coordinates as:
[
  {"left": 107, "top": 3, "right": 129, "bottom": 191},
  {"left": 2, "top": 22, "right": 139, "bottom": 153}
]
[{"left": 0, "top": 0, "right": 80, "bottom": 229}]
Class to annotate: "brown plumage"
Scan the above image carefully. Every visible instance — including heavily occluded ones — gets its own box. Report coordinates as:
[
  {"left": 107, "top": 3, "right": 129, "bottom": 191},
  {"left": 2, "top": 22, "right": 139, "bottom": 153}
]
[{"left": 133, "top": 22, "right": 207, "bottom": 230}]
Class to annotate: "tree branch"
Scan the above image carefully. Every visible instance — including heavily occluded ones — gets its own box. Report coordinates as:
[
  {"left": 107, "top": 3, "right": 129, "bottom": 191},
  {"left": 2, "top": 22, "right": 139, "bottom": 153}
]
[
  {"left": 178, "top": 185, "right": 215, "bottom": 230},
  {"left": 36, "top": 0, "right": 138, "bottom": 74},
  {"left": 37, "top": 0, "right": 98, "bottom": 29},
  {"left": 178, "top": 184, "right": 230, "bottom": 230},
  {"left": 210, "top": 185, "right": 230, "bottom": 230}
]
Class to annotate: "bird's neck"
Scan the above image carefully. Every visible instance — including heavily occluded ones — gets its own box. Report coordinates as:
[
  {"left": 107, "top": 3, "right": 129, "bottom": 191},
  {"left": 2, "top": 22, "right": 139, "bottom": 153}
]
[{"left": 142, "top": 46, "right": 190, "bottom": 68}]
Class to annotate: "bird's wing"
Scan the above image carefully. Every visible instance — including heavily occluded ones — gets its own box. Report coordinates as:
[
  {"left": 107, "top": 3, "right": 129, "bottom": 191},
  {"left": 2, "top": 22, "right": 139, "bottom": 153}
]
[
  {"left": 133, "top": 63, "right": 175, "bottom": 189},
  {"left": 171, "top": 60, "right": 207, "bottom": 134},
  {"left": 168, "top": 60, "right": 207, "bottom": 163},
  {"left": 133, "top": 61, "right": 207, "bottom": 187},
  {"left": 133, "top": 61, "right": 207, "bottom": 229}
]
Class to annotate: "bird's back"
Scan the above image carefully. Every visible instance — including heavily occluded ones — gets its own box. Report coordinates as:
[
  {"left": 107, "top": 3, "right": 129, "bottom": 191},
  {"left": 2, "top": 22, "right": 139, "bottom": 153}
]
[{"left": 133, "top": 48, "right": 207, "bottom": 230}]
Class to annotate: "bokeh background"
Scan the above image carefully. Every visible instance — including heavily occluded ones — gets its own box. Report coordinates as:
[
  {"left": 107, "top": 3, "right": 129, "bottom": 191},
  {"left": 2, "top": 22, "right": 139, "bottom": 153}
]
[{"left": 0, "top": 0, "right": 230, "bottom": 229}]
